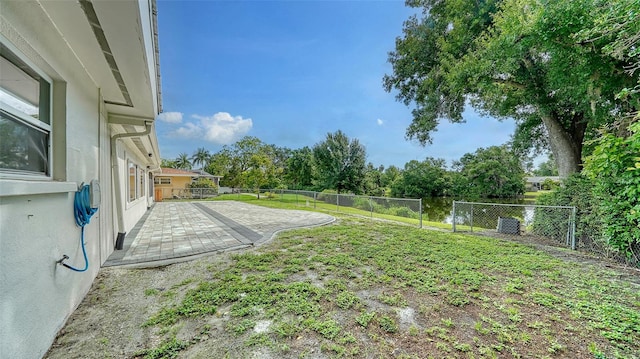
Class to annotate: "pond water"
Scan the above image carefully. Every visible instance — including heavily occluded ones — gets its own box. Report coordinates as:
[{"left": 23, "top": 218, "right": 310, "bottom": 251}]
[{"left": 422, "top": 196, "right": 536, "bottom": 224}]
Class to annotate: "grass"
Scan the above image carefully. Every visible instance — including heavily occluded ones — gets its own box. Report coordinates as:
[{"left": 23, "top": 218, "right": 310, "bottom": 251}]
[
  {"left": 140, "top": 216, "right": 640, "bottom": 359},
  {"left": 208, "top": 192, "right": 455, "bottom": 230}
]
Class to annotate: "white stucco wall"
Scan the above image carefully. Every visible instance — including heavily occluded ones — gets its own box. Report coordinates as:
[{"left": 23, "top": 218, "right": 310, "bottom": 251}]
[
  {"left": 117, "top": 145, "right": 152, "bottom": 234},
  {"left": 0, "top": 3, "right": 147, "bottom": 358}
]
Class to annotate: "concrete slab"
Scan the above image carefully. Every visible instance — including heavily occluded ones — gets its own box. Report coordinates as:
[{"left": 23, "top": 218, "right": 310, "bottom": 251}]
[{"left": 103, "top": 201, "right": 334, "bottom": 267}]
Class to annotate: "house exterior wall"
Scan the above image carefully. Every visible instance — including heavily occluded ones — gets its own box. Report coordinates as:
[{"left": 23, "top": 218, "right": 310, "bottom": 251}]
[
  {"left": 155, "top": 176, "right": 192, "bottom": 199},
  {"left": 98, "top": 109, "right": 114, "bottom": 263},
  {"left": 118, "top": 144, "right": 153, "bottom": 233},
  {"left": 0, "top": 3, "right": 155, "bottom": 358}
]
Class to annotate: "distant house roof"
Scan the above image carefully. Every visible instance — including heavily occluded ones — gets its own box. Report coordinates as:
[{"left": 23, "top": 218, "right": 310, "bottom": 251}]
[
  {"left": 191, "top": 169, "right": 223, "bottom": 179},
  {"left": 159, "top": 168, "right": 222, "bottom": 178},
  {"left": 159, "top": 168, "right": 197, "bottom": 177},
  {"left": 526, "top": 176, "right": 561, "bottom": 183}
]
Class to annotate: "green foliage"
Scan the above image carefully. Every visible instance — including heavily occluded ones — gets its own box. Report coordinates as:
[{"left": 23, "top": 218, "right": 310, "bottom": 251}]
[
  {"left": 174, "top": 153, "right": 192, "bottom": 170},
  {"left": 363, "top": 163, "right": 386, "bottom": 197},
  {"left": 378, "top": 315, "right": 398, "bottom": 333},
  {"left": 240, "top": 151, "right": 280, "bottom": 194},
  {"left": 390, "top": 157, "right": 448, "bottom": 198},
  {"left": 583, "top": 122, "right": 640, "bottom": 263},
  {"left": 284, "top": 146, "right": 314, "bottom": 190},
  {"left": 190, "top": 147, "right": 210, "bottom": 169},
  {"left": 533, "top": 174, "right": 605, "bottom": 247},
  {"left": 139, "top": 217, "right": 640, "bottom": 358},
  {"left": 381, "top": 165, "right": 402, "bottom": 191},
  {"left": 144, "top": 288, "right": 159, "bottom": 296},
  {"left": 385, "top": 0, "right": 637, "bottom": 176},
  {"left": 136, "top": 337, "right": 189, "bottom": 359},
  {"left": 312, "top": 130, "right": 367, "bottom": 194},
  {"left": 335, "top": 291, "right": 360, "bottom": 310},
  {"left": 188, "top": 178, "right": 218, "bottom": 190},
  {"left": 532, "top": 155, "right": 559, "bottom": 177},
  {"left": 160, "top": 158, "right": 177, "bottom": 168},
  {"left": 205, "top": 149, "right": 232, "bottom": 182},
  {"left": 349, "top": 197, "right": 420, "bottom": 219},
  {"left": 203, "top": 137, "right": 288, "bottom": 189},
  {"left": 452, "top": 146, "right": 525, "bottom": 198},
  {"left": 355, "top": 311, "right": 376, "bottom": 328},
  {"left": 577, "top": 0, "right": 640, "bottom": 108},
  {"left": 540, "top": 178, "right": 559, "bottom": 191}
]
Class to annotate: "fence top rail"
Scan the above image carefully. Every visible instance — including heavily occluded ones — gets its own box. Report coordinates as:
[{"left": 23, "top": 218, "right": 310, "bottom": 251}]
[
  {"left": 453, "top": 201, "right": 575, "bottom": 210},
  {"left": 362, "top": 194, "right": 421, "bottom": 202}
]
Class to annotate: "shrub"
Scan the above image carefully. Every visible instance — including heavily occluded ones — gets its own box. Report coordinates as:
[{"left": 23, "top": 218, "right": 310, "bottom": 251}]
[
  {"left": 533, "top": 174, "right": 605, "bottom": 251},
  {"left": 352, "top": 197, "right": 372, "bottom": 211},
  {"left": 541, "top": 178, "right": 560, "bottom": 190},
  {"left": 583, "top": 122, "right": 640, "bottom": 264},
  {"left": 188, "top": 178, "right": 218, "bottom": 190},
  {"left": 389, "top": 206, "right": 419, "bottom": 219}
]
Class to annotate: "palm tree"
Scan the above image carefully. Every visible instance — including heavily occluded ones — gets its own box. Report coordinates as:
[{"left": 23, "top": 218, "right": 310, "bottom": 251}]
[
  {"left": 191, "top": 147, "right": 210, "bottom": 169},
  {"left": 175, "top": 153, "right": 192, "bottom": 170}
]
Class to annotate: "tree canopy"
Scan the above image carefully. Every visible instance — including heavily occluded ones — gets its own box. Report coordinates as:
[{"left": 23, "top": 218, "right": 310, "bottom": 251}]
[
  {"left": 384, "top": 0, "right": 638, "bottom": 177},
  {"left": 391, "top": 157, "right": 449, "bottom": 198},
  {"left": 191, "top": 147, "right": 210, "bottom": 169},
  {"left": 312, "top": 130, "right": 367, "bottom": 194},
  {"left": 174, "top": 153, "right": 192, "bottom": 170},
  {"left": 453, "top": 146, "right": 525, "bottom": 198},
  {"left": 285, "top": 147, "right": 314, "bottom": 190}
]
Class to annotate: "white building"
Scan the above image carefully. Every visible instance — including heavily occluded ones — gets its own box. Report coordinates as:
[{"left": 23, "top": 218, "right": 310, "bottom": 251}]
[{"left": 0, "top": 1, "right": 162, "bottom": 357}]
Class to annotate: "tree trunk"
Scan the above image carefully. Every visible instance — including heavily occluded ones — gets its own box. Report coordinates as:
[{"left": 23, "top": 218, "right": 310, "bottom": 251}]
[{"left": 540, "top": 112, "right": 584, "bottom": 178}]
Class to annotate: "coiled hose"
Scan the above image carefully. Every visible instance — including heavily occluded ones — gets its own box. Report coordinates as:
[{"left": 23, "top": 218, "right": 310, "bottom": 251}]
[{"left": 60, "top": 184, "right": 98, "bottom": 272}]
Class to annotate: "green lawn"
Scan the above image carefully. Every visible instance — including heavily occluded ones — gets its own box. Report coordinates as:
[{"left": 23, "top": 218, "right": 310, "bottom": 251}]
[
  {"left": 140, "top": 216, "right": 639, "bottom": 359},
  {"left": 210, "top": 193, "right": 455, "bottom": 230}
]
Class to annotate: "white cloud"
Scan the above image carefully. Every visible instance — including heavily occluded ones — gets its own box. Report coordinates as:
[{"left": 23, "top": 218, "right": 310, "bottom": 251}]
[
  {"left": 172, "top": 112, "right": 253, "bottom": 144},
  {"left": 157, "top": 112, "right": 183, "bottom": 124},
  {"left": 376, "top": 118, "right": 384, "bottom": 126}
]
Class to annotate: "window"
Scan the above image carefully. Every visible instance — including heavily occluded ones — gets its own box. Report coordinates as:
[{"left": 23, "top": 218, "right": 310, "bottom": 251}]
[
  {"left": 154, "top": 177, "right": 171, "bottom": 185},
  {"left": 138, "top": 167, "right": 144, "bottom": 199},
  {"left": 0, "top": 42, "right": 52, "bottom": 177},
  {"left": 128, "top": 162, "right": 136, "bottom": 202},
  {"left": 128, "top": 161, "right": 147, "bottom": 202}
]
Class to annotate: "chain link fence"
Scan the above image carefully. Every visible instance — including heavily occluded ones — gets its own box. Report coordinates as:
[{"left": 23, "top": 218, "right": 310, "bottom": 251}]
[
  {"left": 452, "top": 201, "right": 577, "bottom": 249},
  {"left": 228, "top": 188, "right": 423, "bottom": 228},
  {"left": 157, "top": 187, "right": 219, "bottom": 200}
]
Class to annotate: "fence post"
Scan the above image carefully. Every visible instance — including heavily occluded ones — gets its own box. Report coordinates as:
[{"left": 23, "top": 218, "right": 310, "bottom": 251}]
[
  {"left": 369, "top": 196, "right": 373, "bottom": 218},
  {"left": 419, "top": 198, "right": 423, "bottom": 229},
  {"left": 337, "top": 193, "right": 340, "bottom": 213},
  {"left": 571, "top": 206, "right": 577, "bottom": 250},
  {"left": 470, "top": 204, "right": 474, "bottom": 232},
  {"left": 314, "top": 192, "right": 317, "bottom": 209},
  {"left": 452, "top": 201, "right": 457, "bottom": 232}
]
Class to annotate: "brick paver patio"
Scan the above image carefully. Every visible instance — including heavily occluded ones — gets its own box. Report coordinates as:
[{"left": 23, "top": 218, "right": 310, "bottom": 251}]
[{"left": 103, "top": 201, "right": 334, "bottom": 267}]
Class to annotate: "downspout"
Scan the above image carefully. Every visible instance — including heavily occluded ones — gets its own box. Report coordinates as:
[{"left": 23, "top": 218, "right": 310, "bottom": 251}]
[{"left": 111, "top": 121, "right": 153, "bottom": 250}]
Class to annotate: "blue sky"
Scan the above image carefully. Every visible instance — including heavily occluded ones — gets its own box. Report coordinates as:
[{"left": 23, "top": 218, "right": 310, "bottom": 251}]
[{"left": 155, "top": 0, "right": 516, "bottom": 168}]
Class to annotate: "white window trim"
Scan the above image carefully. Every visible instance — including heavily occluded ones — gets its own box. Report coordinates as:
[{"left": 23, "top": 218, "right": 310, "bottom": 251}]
[
  {"left": 0, "top": 179, "right": 76, "bottom": 197},
  {"left": 0, "top": 35, "right": 54, "bottom": 180},
  {"left": 126, "top": 158, "right": 147, "bottom": 205},
  {"left": 154, "top": 176, "right": 171, "bottom": 185}
]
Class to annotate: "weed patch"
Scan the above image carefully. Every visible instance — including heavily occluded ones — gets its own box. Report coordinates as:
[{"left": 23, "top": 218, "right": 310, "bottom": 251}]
[{"left": 138, "top": 216, "right": 640, "bottom": 358}]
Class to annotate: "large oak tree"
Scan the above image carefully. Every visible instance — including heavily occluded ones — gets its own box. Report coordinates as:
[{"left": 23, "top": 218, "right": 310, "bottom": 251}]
[{"left": 384, "top": 0, "right": 637, "bottom": 177}]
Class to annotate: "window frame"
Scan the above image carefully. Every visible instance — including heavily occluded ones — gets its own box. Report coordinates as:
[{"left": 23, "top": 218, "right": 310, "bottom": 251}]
[
  {"left": 0, "top": 37, "right": 53, "bottom": 180},
  {"left": 154, "top": 176, "right": 171, "bottom": 185},
  {"left": 128, "top": 161, "right": 137, "bottom": 202}
]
